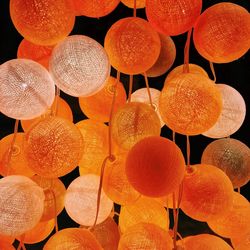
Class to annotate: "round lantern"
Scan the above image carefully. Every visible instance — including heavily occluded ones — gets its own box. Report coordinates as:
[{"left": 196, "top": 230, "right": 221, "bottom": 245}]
[
  {"left": 159, "top": 73, "right": 222, "bottom": 135},
  {"left": 104, "top": 17, "right": 161, "bottom": 75},
  {"left": 111, "top": 102, "right": 161, "bottom": 150},
  {"left": 180, "top": 164, "right": 234, "bottom": 222},
  {"left": 44, "top": 228, "right": 102, "bottom": 250},
  {"left": 0, "top": 133, "right": 34, "bottom": 177},
  {"left": 118, "top": 223, "right": 173, "bottom": 250},
  {"left": 121, "top": 0, "right": 145, "bottom": 9},
  {"left": 0, "top": 175, "right": 44, "bottom": 236},
  {"left": 232, "top": 230, "right": 250, "bottom": 250},
  {"left": 203, "top": 84, "right": 246, "bottom": 138},
  {"left": 201, "top": 138, "right": 250, "bottom": 188},
  {"left": 146, "top": 0, "right": 202, "bottom": 36},
  {"left": 0, "top": 59, "right": 55, "bottom": 120},
  {"left": 49, "top": 35, "right": 110, "bottom": 97},
  {"left": 10, "top": 0, "right": 75, "bottom": 46},
  {"left": 25, "top": 116, "right": 84, "bottom": 178},
  {"left": 0, "top": 234, "right": 14, "bottom": 244},
  {"left": 79, "top": 76, "right": 127, "bottom": 123},
  {"left": 126, "top": 136, "right": 185, "bottom": 197},
  {"left": 146, "top": 34, "right": 176, "bottom": 77},
  {"left": 193, "top": 3, "right": 250, "bottom": 63},
  {"left": 65, "top": 174, "right": 113, "bottom": 226},
  {"left": 0, "top": 242, "right": 15, "bottom": 250}
]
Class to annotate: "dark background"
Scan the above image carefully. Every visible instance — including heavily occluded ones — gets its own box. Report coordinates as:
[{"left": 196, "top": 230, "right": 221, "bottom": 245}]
[{"left": 0, "top": 0, "right": 249, "bottom": 249}]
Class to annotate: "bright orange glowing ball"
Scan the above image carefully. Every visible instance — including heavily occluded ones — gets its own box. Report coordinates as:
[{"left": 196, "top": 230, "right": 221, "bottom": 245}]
[
  {"left": 126, "top": 136, "right": 185, "bottom": 197},
  {"left": 10, "top": 0, "right": 75, "bottom": 46},
  {"left": 146, "top": 0, "right": 202, "bottom": 36},
  {"left": 232, "top": 230, "right": 250, "bottom": 250},
  {"left": 0, "top": 234, "right": 14, "bottom": 244},
  {"left": 104, "top": 17, "right": 161, "bottom": 74},
  {"left": 193, "top": 3, "right": 250, "bottom": 63},
  {"left": 121, "top": 0, "right": 145, "bottom": 8},
  {"left": 0, "top": 242, "right": 15, "bottom": 250}
]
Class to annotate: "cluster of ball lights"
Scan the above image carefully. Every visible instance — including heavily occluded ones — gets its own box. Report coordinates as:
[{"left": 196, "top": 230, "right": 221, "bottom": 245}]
[{"left": 0, "top": 0, "right": 249, "bottom": 249}]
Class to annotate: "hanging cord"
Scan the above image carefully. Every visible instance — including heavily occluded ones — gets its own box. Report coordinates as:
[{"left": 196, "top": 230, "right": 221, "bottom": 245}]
[
  {"left": 143, "top": 72, "right": 153, "bottom": 108},
  {"left": 17, "top": 234, "right": 26, "bottom": 250},
  {"left": 209, "top": 61, "right": 216, "bottom": 83},
  {"left": 52, "top": 86, "right": 60, "bottom": 116},
  {"left": 133, "top": 0, "right": 137, "bottom": 17},
  {"left": 128, "top": 75, "right": 133, "bottom": 103},
  {"left": 183, "top": 29, "right": 192, "bottom": 74}
]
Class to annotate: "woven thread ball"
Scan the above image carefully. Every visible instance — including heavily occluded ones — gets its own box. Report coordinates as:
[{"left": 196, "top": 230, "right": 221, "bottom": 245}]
[
  {"left": 111, "top": 102, "right": 161, "bottom": 150},
  {"left": 44, "top": 228, "right": 102, "bottom": 250},
  {"left": 146, "top": 0, "right": 202, "bottom": 36},
  {"left": 49, "top": 35, "right": 110, "bottom": 97},
  {"left": 208, "top": 192, "right": 250, "bottom": 239},
  {"left": 232, "top": 230, "right": 250, "bottom": 250},
  {"left": 0, "top": 133, "right": 34, "bottom": 177},
  {"left": 203, "top": 84, "right": 246, "bottom": 138},
  {"left": 25, "top": 117, "right": 84, "bottom": 178},
  {"left": 118, "top": 223, "right": 173, "bottom": 250},
  {"left": 65, "top": 174, "right": 113, "bottom": 226},
  {"left": 0, "top": 59, "right": 55, "bottom": 120},
  {"left": 10, "top": 0, "right": 75, "bottom": 46},
  {"left": 180, "top": 164, "right": 234, "bottom": 222},
  {"left": 104, "top": 17, "right": 161, "bottom": 75},
  {"left": 0, "top": 242, "right": 15, "bottom": 250},
  {"left": 126, "top": 136, "right": 185, "bottom": 197},
  {"left": 79, "top": 77, "right": 127, "bottom": 123},
  {"left": 121, "top": 0, "right": 145, "bottom": 8},
  {"left": 159, "top": 73, "right": 222, "bottom": 135},
  {"left": 0, "top": 175, "right": 44, "bottom": 236},
  {"left": 0, "top": 234, "right": 15, "bottom": 244},
  {"left": 201, "top": 138, "right": 250, "bottom": 188},
  {"left": 146, "top": 34, "right": 176, "bottom": 77},
  {"left": 193, "top": 3, "right": 250, "bottom": 63}
]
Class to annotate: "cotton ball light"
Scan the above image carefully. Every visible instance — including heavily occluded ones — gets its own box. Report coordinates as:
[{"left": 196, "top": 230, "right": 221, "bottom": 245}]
[
  {"left": 49, "top": 35, "right": 110, "bottom": 97},
  {"left": 159, "top": 73, "right": 222, "bottom": 135},
  {"left": 104, "top": 17, "right": 161, "bottom": 75},
  {"left": 193, "top": 3, "right": 250, "bottom": 63},
  {"left": 65, "top": 174, "right": 113, "bottom": 226},
  {"left": 180, "top": 164, "right": 234, "bottom": 221},
  {"left": 0, "top": 175, "right": 44, "bottom": 237},
  {"left": 121, "top": 0, "right": 145, "bottom": 9},
  {"left": 0, "top": 242, "right": 15, "bottom": 250},
  {"left": 0, "top": 59, "right": 55, "bottom": 120},
  {"left": 232, "top": 230, "right": 250, "bottom": 250},
  {"left": 201, "top": 138, "right": 250, "bottom": 188},
  {"left": 25, "top": 116, "right": 84, "bottom": 178},
  {"left": 0, "top": 234, "right": 15, "bottom": 245}
]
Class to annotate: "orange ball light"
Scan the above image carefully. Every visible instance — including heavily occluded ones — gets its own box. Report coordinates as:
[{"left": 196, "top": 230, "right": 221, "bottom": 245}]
[
  {"left": 126, "top": 136, "right": 185, "bottom": 197},
  {"left": 232, "top": 230, "right": 250, "bottom": 250},
  {"left": 180, "top": 164, "right": 234, "bottom": 222},
  {"left": 159, "top": 73, "right": 222, "bottom": 135},
  {"left": 193, "top": 3, "right": 250, "bottom": 63},
  {"left": 121, "top": 0, "right": 145, "bottom": 9},
  {"left": 0, "top": 242, "right": 15, "bottom": 250},
  {"left": 25, "top": 117, "right": 84, "bottom": 178},
  {"left": 104, "top": 17, "right": 161, "bottom": 75},
  {"left": 146, "top": 0, "right": 202, "bottom": 36},
  {"left": 0, "top": 234, "right": 15, "bottom": 244},
  {"left": 10, "top": 0, "right": 75, "bottom": 46}
]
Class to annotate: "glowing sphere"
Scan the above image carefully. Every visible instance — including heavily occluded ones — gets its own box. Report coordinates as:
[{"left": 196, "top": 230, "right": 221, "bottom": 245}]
[
  {"left": 0, "top": 133, "right": 34, "bottom": 177},
  {"left": 103, "top": 152, "right": 140, "bottom": 205},
  {"left": 0, "top": 234, "right": 14, "bottom": 244},
  {"left": 104, "top": 17, "right": 161, "bottom": 74},
  {"left": 180, "top": 164, "right": 234, "bottom": 222},
  {"left": 183, "top": 234, "right": 233, "bottom": 250},
  {"left": 146, "top": 34, "right": 176, "bottom": 77},
  {"left": 131, "top": 88, "right": 164, "bottom": 127},
  {"left": 31, "top": 176, "right": 66, "bottom": 221},
  {"left": 119, "top": 197, "right": 169, "bottom": 233},
  {"left": 0, "top": 242, "right": 15, "bottom": 250},
  {"left": 118, "top": 223, "right": 173, "bottom": 250},
  {"left": 49, "top": 35, "right": 110, "bottom": 97},
  {"left": 25, "top": 117, "right": 84, "bottom": 178},
  {"left": 79, "top": 77, "right": 127, "bottom": 123},
  {"left": 159, "top": 73, "right": 222, "bottom": 135},
  {"left": 111, "top": 102, "right": 161, "bottom": 150},
  {"left": 193, "top": 3, "right": 250, "bottom": 63},
  {"left": 146, "top": 0, "right": 202, "bottom": 36},
  {"left": 76, "top": 120, "right": 109, "bottom": 175},
  {"left": 126, "top": 136, "right": 185, "bottom": 197},
  {"left": 10, "top": 0, "right": 75, "bottom": 46},
  {"left": 0, "top": 59, "right": 55, "bottom": 120},
  {"left": 208, "top": 192, "right": 250, "bottom": 239},
  {"left": 65, "top": 174, "right": 113, "bottom": 226},
  {"left": 203, "top": 84, "right": 246, "bottom": 138},
  {"left": 232, "top": 230, "right": 250, "bottom": 250},
  {"left": 0, "top": 175, "right": 44, "bottom": 236},
  {"left": 44, "top": 228, "right": 102, "bottom": 250},
  {"left": 121, "top": 0, "right": 145, "bottom": 9},
  {"left": 201, "top": 138, "right": 250, "bottom": 188}
]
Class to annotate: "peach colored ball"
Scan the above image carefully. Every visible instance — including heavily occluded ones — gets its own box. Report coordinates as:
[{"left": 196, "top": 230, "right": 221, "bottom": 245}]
[
  {"left": 126, "top": 136, "right": 185, "bottom": 197},
  {"left": 146, "top": 0, "right": 202, "bottom": 36},
  {"left": 180, "top": 164, "right": 234, "bottom": 222},
  {"left": 10, "top": 0, "right": 75, "bottom": 46},
  {"left": 193, "top": 3, "right": 250, "bottom": 63},
  {"left": 104, "top": 17, "right": 161, "bottom": 75},
  {"left": 121, "top": 0, "right": 145, "bottom": 9},
  {"left": 0, "top": 59, "right": 55, "bottom": 120}
]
